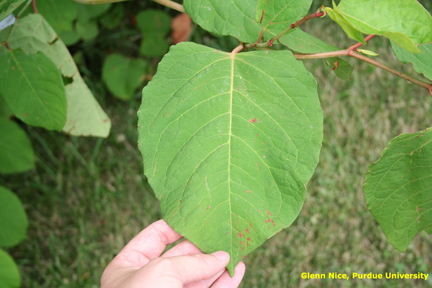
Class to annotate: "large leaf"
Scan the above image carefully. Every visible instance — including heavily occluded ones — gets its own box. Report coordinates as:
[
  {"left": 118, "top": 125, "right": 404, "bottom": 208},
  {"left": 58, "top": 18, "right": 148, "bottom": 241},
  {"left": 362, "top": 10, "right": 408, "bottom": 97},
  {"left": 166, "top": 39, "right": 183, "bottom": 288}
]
[
  {"left": 0, "top": 0, "right": 24, "bottom": 22},
  {"left": 0, "top": 49, "right": 67, "bottom": 130},
  {"left": 391, "top": 41, "right": 432, "bottom": 82},
  {"left": 1, "top": 14, "right": 111, "bottom": 137},
  {"left": 138, "top": 42, "right": 323, "bottom": 274},
  {"left": 0, "top": 249, "right": 20, "bottom": 288},
  {"left": 335, "top": 0, "right": 432, "bottom": 53},
  {"left": 184, "top": 0, "right": 312, "bottom": 44},
  {"left": 280, "top": 28, "right": 353, "bottom": 80},
  {"left": 0, "top": 185, "right": 28, "bottom": 247},
  {"left": 102, "top": 53, "right": 146, "bottom": 100},
  {"left": 364, "top": 128, "right": 432, "bottom": 252},
  {"left": 0, "top": 118, "right": 34, "bottom": 174}
]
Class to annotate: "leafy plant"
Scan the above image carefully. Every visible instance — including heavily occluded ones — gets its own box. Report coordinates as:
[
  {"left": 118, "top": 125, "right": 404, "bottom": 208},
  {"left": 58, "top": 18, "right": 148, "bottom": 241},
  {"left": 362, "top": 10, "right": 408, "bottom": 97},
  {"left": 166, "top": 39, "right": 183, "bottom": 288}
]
[{"left": 133, "top": 0, "right": 432, "bottom": 276}]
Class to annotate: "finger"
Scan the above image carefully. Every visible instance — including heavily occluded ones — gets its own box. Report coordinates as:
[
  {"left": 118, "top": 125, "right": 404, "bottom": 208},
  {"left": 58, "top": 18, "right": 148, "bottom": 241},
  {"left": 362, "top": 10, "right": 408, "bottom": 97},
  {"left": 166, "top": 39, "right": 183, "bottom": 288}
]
[
  {"left": 114, "top": 220, "right": 183, "bottom": 266},
  {"left": 184, "top": 268, "right": 226, "bottom": 288},
  {"left": 150, "top": 251, "right": 230, "bottom": 284},
  {"left": 211, "top": 261, "right": 246, "bottom": 288},
  {"left": 162, "top": 240, "right": 202, "bottom": 258}
]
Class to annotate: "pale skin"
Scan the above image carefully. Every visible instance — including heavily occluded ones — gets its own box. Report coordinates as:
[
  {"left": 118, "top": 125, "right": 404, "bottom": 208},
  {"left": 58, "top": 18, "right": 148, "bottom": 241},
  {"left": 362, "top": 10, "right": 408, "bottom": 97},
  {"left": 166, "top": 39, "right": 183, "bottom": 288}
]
[{"left": 101, "top": 220, "right": 246, "bottom": 288}]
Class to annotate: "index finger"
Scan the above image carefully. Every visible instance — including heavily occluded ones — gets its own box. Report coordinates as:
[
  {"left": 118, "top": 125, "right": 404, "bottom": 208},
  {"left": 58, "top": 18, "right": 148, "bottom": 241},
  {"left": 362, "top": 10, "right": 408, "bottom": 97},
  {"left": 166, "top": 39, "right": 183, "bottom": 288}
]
[{"left": 114, "top": 220, "right": 183, "bottom": 266}]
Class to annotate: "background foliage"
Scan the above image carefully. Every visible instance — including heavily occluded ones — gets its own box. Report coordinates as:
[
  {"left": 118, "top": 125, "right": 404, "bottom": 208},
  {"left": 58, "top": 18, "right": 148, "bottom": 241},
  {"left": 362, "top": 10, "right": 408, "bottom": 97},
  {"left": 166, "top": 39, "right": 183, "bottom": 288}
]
[{"left": 1, "top": 0, "right": 432, "bottom": 287}]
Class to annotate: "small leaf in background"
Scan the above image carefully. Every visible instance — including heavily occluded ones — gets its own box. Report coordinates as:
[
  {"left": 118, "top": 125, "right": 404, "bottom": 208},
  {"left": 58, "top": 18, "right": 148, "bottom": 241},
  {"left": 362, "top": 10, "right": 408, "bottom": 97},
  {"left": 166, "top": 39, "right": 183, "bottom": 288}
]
[
  {"left": 364, "top": 128, "right": 432, "bottom": 252},
  {"left": 2, "top": 14, "right": 111, "bottom": 137},
  {"left": 138, "top": 42, "right": 323, "bottom": 275},
  {"left": 335, "top": 0, "right": 432, "bottom": 53},
  {"left": 37, "top": 0, "right": 79, "bottom": 33},
  {"left": 136, "top": 10, "right": 171, "bottom": 57},
  {"left": 0, "top": 185, "right": 29, "bottom": 247},
  {"left": 100, "top": 4, "right": 124, "bottom": 30},
  {"left": 0, "top": 249, "right": 21, "bottom": 288},
  {"left": 0, "top": 119, "right": 34, "bottom": 174},
  {"left": 282, "top": 29, "right": 353, "bottom": 80},
  {"left": 171, "top": 13, "right": 192, "bottom": 44},
  {"left": 77, "top": 2, "right": 111, "bottom": 23},
  {"left": 391, "top": 41, "right": 432, "bottom": 81},
  {"left": 76, "top": 20, "right": 99, "bottom": 41},
  {"left": 0, "top": 0, "right": 24, "bottom": 22},
  {"left": 102, "top": 54, "right": 146, "bottom": 100},
  {"left": 0, "top": 49, "right": 67, "bottom": 131}
]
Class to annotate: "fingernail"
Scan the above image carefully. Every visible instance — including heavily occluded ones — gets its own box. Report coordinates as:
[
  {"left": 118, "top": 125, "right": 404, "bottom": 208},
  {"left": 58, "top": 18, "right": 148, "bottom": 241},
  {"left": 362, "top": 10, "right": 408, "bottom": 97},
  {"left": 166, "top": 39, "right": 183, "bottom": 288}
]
[{"left": 211, "top": 251, "right": 229, "bottom": 262}]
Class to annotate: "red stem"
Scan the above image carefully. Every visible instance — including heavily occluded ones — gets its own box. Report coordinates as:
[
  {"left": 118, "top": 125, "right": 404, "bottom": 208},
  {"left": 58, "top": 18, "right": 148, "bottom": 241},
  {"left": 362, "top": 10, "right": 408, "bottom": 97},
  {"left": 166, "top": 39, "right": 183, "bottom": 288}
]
[{"left": 32, "top": 0, "right": 38, "bottom": 13}]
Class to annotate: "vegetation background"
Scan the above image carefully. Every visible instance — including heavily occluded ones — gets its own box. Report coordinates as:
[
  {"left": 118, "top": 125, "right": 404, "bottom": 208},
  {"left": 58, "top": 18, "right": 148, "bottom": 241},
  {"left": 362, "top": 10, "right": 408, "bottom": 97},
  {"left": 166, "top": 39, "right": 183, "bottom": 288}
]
[{"left": 1, "top": 0, "right": 432, "bottom": 287}]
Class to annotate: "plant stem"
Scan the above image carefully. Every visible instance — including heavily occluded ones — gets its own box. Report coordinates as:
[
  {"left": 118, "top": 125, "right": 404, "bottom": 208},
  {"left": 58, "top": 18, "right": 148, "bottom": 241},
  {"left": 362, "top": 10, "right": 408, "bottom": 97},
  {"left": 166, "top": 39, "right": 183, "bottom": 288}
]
[
  {"left": 268, "top": 12, "right": 324, "bottom": 46},
  {"left": 152, "top": 0, "right": 185, "bottom": 13},
  {"left": 293, "top": 48, "right": 432, "bottom": 95},
  {"left": 32, "top": 0, "right": 38, "bottom": 13},
  {"left": 231, "top": 44, "right": 244, "bottom": 55}
]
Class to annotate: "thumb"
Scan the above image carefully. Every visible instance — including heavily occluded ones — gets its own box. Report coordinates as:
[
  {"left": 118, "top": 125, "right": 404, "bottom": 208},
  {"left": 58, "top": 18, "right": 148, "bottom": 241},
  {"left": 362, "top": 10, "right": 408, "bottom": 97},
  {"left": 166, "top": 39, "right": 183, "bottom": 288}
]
[{"left": 158, "top": 251, "right": 230, "bottom": 284}]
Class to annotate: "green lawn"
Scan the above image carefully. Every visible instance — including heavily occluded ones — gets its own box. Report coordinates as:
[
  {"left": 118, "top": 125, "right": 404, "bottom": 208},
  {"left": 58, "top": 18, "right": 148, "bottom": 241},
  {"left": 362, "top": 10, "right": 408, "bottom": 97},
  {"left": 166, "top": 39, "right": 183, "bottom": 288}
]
[{"left": 2, "top": 1, "right": 432, "bottom": 287}]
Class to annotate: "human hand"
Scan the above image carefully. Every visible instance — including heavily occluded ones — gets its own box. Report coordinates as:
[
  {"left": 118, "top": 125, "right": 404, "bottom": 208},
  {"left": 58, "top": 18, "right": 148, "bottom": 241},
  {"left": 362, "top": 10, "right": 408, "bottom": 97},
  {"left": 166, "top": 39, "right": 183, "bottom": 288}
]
[{"left": 101, "top": 220, "right": 245, "bottom": 288}]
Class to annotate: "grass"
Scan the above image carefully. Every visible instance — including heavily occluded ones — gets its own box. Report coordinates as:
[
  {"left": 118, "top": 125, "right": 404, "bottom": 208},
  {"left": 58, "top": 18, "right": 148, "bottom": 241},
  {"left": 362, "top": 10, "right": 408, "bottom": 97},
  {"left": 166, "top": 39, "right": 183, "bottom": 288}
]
[{"left": 2, "top": 0, "right": 432, "bottom": 287}]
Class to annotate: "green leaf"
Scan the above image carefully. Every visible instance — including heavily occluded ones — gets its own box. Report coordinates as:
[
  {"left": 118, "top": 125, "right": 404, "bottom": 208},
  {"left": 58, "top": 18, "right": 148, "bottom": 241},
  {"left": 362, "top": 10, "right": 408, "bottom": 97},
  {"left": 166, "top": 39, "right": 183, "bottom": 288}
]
[
  {"left": 76, "top": 20, "right": 99, "bottom": 41},
  {"left": 102, "top": 53, "right": 146, "bottom": 100},
  {"left": 77, "top": 2, "right": 111, "bottom": 23},
  {"left": 364, "top": 128, "right": 432, "bottom": 252},
  {"left": 184, "top": 0, "right": 259, "bottom": 43},
  {"left": 336, "top": 0, "right": 432, "bottom": 53},
  {"left": 280, "top": 29, "right": 353, "bottom": 80},
  {"left": 138, "top": 42, "right": 323, "bottom": 275},
  {"left": 0, "top": 185, "right": 28, "bottom": 247},
  {"left": 0, "top": 0, "right": 24, "bottom": 22},
  {"left": 325, "top": 5, "right": 365, "bottom": 44},
  {"left": 3, "top": 14, "right": 111, "bottom": 137},
  {"left": 139, "top": 34, "right": 170, "bottom": 57},
  {"left": 391, "top": 41, "right": 432, "bottom": 81},
  {"left": 184, "top": 0, "right": 312, "bottom": 44},
  {"left": 0, "top": 118, "right": 34, "bottom": 174},
  {"left": 357, "top": 49, "right": 379, "bottom": 57},
  {"left": 0, "top": 249, "right": 20, "bottom": 288},
  {"left": 136, "top": 10, "right": 171, "bottom": 57},
  {"left": 256, "top": 0, "right": 312, "bottom": 38},
  {"left": 37, "top": 0, "right": 79, "bottom": 33},
  {"left": 0, "top": 49, "right": 67, "bottom": 130},
  {"left": 136, "top": 9, "right": 171, "bottom": 34}
]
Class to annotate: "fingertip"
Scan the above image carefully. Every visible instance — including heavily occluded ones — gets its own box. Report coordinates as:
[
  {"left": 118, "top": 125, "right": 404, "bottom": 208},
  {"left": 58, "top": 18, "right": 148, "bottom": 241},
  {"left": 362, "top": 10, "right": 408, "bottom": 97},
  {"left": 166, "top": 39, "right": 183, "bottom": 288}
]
[{"left": 211, "top": 251, "right": 230, "bottom": 263}]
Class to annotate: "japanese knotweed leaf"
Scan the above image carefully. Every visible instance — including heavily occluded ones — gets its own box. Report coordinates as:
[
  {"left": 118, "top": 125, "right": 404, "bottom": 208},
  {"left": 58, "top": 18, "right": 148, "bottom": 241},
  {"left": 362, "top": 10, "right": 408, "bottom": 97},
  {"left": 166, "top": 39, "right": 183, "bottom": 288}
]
[
  {"left": 0, "top": 49, "right": 67, "bottom": 131},
  {"left": 391, "top": 41, "right": 432, "bottom": 82},
  {"left": 184, "top": 0, "right": 312, "bottom": 44},
  {"left": 0, "top": 185, "right": 28, "bottom": 247},
  {"left": 0, "top": 14, "right": 111, "bottom": 137},
  {"left": 137, "top": 42, "right": 323, "bottom": 275},
  {"left": 335, "top": 0, "right": 432, "bottom": 53},
  {"left": 364, "top": 128, "right": 432, "bottom": 252}
]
